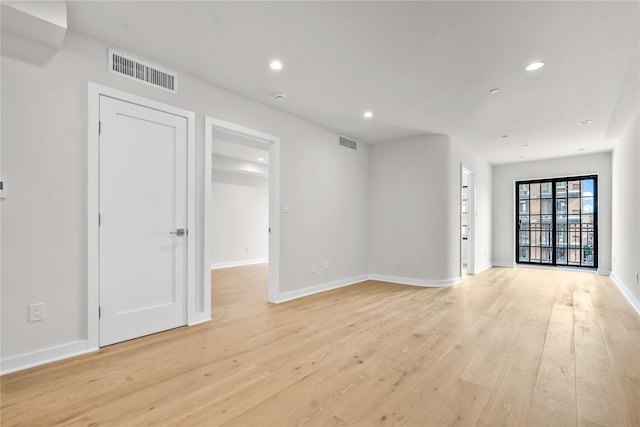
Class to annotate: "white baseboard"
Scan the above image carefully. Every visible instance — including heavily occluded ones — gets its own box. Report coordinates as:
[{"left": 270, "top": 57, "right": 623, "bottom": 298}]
[
  {"left": 1, "top": 340, "right": 96, "bottom": 376},
  {"left": 211, "top": 258, "right": 268, "bottom": 270},
  {"left": 273, "top": 274, "right": 369, "bottom": 303},
  {"left": 188, "top": 315, "right": 212, "bottom": 326},
  {"left": 492, "top": 261, "right": 516, "bottom": 268},
  {"left": 368, "top": 274, "right": 461, "bottom": 287},
  {"left": 609, "top": 272, "right": 640, "bottom": 316},
  {"left": 597, "top": 269, "right": 611, "bottom": 276},
  {"left": 472, "top": 263, "right": 493, "bottom": 274}
]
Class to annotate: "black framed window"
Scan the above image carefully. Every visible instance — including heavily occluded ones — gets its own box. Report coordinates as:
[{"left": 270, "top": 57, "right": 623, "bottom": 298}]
[{"left": 516, "top": 175, "right": 597, "bottom": 268}]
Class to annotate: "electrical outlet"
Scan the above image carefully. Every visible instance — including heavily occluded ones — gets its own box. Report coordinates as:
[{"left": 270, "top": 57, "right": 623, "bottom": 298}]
[
  {"left": 324, "top": 261, "right": 329, "bottom": 271},
  {"left": 29, "top": 303, "right": 45, "bottom": 322},
  {"left": 311, "top": 264, "right": 316, "bottom": 273},
  {"left": 635, "top": 272, "right": 638, "bottom": 284},
  {"left": 395, "top": 257, "right": 401, "bottom": 266}
]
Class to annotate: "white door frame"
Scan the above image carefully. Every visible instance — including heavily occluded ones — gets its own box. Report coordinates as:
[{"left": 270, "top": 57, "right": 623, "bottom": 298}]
[
  {"left": 87, "top": 83, "right": 197, "bottom": 350},
  {"left": 461, "top": 164, "right": 476, "bottom": 275},
  {"left": 204, "top": 117, "right": 280, "bottom": 303}
]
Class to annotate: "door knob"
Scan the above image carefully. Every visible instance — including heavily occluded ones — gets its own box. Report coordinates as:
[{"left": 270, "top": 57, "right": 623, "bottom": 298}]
[{"left": 170, "top": 228, "right": 185, "bottom": 236}]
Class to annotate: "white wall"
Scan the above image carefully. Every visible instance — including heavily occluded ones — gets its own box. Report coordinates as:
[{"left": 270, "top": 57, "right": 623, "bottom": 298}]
[
  {"left": 0, "top": 30, "right": 370, "bottom": 363},
  {"left": 368, "top": 135, "right": 453, "bottom": 282},
  {"left": 611, "top": 115, "right": 639, "bottom": 310},
  {"left": 368, "top": 135, "right": 492, "bottom": 283},
  {"left": 492, "top": 152, "right": 612, "bottom": 271},
  {"left": 211, "top": 169, "right": 269, "bottom": 267},
  {"left": 279, "top": 133, "right": 369, "bottom": 294}
]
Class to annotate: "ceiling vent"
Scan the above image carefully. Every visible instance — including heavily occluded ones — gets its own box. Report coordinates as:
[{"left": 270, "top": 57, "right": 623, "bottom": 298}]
[
  {"left": 108, "top": 49, "right": 177, "bottom": 94},
  {"left": 338, "top": 135, "right": 357, "bottom": 151}
]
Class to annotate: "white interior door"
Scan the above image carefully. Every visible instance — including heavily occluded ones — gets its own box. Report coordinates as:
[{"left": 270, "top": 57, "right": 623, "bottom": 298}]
[{"left": 99, "top": 95, "right": 187, "bottom": 346}]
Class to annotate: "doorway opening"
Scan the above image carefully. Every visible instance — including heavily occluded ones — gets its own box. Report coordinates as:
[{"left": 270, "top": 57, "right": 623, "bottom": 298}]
[
  {"left": 461, "top": 165, "right": 475, "bottom": 276},
  {"left": 203, "top": 117, "right": 280, "bottom": 311}
]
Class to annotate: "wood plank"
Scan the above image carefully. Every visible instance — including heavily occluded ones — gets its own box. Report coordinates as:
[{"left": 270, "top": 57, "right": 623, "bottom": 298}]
[
  {"left": 574, "top": 289, "right": 632, "bottom": 427},
  {"left": 1, "top": 265, "right": 638, "bottom": 426}
]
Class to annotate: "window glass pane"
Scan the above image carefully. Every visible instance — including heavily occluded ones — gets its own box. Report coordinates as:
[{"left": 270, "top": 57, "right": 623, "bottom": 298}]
[
  {"left": 530, "top": 183, "right": 540, "bottom": 199},
  {"left": 556, "top": 181, "right": 567, "bottom": 197},
  {"left": 556, "top": 232, "right": 567, "bottom": 247},
  {"left": 541, "top": 182, "right": 553, "bottom": 198},
  {"left": 519, "top": 230, "right": 529, "bottom": 245},
  {"left": 568, "top": 180, "right": 581, "bottom": 197},
  {"left": 582, "top": 179, "right": 594, "bottom": 198},
  {"left": 582, "top": 197, "right": 594, "bottom": 214},
  {"left": 568, "top": 249, "right": 580, "bottom": 265},
  {"left": 556, "top": 198, "right": 567, "bottom": 213},
  {"left": 530, "top": 199, "right": 540, "bottom": 214},
  {"left": 582, "top": 248, "right": 594, "bottom": 266},
  {"left": 519, "top": 200, "right": 528, "bottom": 213},
  {"left": 519, "top": 184, "right": 530, "bottom": 199},
  {"left": 519, "top": 247, "right": 529, "bottom": 262},
  {"left": 568, "top": 198, "right": 581, "bottom": 214},
  {"left": 531, "top": 227, "right": 540, "bottom": 246},
  {"left": 541, "top": 199, "right": 553, "bottom": 214},
  {"left": 530, "top": 247, "right": 541, "bottom": 262},
  {"left": 557, "top": 248, "right": 567, "bottom": 264},
  {"left": 540, "top": 224, "right": 552, "bottom": 246}
]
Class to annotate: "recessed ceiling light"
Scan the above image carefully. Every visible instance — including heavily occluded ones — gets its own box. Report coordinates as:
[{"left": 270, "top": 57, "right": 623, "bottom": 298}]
[
  {"left": 577, "top": 148, "right": 585, "bottom": 152},
  {"left": 578, "top": 120, "right": 592, "bottom": 125},
  {"left": 489, "top": 88, "right": 501, "bottom": 95},
  {"left": 525, "top": 61, "right": 545, "bottom": 71},
  {"left": 522, "top": 144, "right": 530, "bottom": 148},
  {"left": 517, "top": 156, "right": 526, "bottom": 159},
  {"left": 258, "top": 157, "right": 265, "bottom": 162},
  {"left": 274, "top": 93, "right": 286, "bottom": 102},
  {"left": 502, "top": 134, "right": 509, "bottom": 138},
  {"left": 363, "top": 111, "right": 373, "bottom": 119},
  {"left": 269, "top": 60, "right": 283, "bottom": 71}
]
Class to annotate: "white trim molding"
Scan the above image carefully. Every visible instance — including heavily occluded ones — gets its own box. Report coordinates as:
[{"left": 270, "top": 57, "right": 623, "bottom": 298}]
[
  {"left": 493, "top": 261, "right": 517, "bottom": 268},
  {"left": 609, "top": 272, "right": 640, "bottom": 315},
  {"left": 1, "top": 341, "right": 96, "bottom": 376},
  {"left": 273, "top": 275, "right": 369, "bottom": 304},
  {"left": 211, "top": 258, "right": 268, "bottom": 270},
  {"left": 273, "top": 273, "right": 463, "bottom": 304},
  {"left": 473, "top": 263, "right": 493, "bottom": 274},
  {"left": 368, "top": 274, "right": 461, "bottom": 287}
]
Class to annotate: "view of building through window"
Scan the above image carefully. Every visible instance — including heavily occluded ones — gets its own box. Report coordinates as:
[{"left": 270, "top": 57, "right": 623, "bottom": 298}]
[{"left": 516, "top": 176, "right": 597, "bottom": 268}]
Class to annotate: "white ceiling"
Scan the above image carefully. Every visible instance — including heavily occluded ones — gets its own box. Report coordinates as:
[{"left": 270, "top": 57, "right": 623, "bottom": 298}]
[{"left": 67, "top": 1, "right": 639, "bottom": 164}]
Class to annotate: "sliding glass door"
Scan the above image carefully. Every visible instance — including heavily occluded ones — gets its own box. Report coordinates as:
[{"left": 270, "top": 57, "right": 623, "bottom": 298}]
[{"left": 516, "top": 175, "right": 597, "bottom": 268}]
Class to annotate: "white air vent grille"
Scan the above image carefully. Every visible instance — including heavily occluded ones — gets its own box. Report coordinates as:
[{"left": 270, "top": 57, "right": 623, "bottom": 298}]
[
  {"left": 338, "top": 135, "right": 357, "bottom": 150},
  {"left": 108, "top": 49, "right": 177, "bottom": 94}
]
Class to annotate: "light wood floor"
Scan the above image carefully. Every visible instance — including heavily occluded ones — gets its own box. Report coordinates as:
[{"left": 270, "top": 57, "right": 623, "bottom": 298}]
[{"left": 1, "top": 266, "right": 639, "bottom": 426}]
